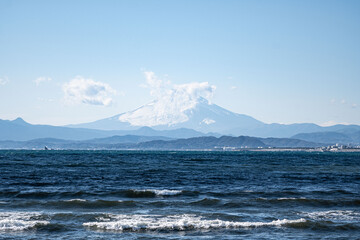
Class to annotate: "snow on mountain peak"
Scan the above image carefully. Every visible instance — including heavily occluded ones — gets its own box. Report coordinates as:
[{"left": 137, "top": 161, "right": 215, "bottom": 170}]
[
  {"left": 201, "top": 118, "right": 216, "bottom": 125},
  {"left": 118, "top": 72, "right": 216, "bottom": 126}
]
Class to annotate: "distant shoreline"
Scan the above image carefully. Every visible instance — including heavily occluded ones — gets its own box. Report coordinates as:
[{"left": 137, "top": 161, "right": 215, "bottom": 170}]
[
  {"left": 247, "top": 148, "right": 360, "bottom": 153},
  {"left": 1, "top": 148, "right": 360, "bottom": 152}
]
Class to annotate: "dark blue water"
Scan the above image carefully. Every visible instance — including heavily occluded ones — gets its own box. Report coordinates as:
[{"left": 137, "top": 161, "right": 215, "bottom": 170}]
[{"left": 0, "top": 150, "right": 359, "bottom": 239}]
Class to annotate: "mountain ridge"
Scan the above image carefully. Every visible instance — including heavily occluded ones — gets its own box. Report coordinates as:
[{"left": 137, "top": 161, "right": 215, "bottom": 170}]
[
  {"left": 0, "top": 135, "right": 322, "bottom": 150},
  {"left": 68, "top": 97, "right": 265, "bottom": 133},
  {"left": 2, "top": 97, "right": 360, "bottom": 143},
  {"left": 0, "top": 118, "right": 216, "bottom": 141},
  {"left": 67, "top": 98, "right": 360, "bottom": 139}
]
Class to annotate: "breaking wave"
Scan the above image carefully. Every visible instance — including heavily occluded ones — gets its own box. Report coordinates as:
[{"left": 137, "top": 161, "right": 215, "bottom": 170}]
[
  {"left": 301, "top": 210, "right": 360, "bottom": 221},
  {"left": 83, "top": 214, "right": 306, "bottom": 232},
  {"left": 0, "top": 212, "right": 49, "bottom": 231},
  {"left": 255, "top": 197, "right": 360, "bottom": 207},
  {"left": 124, "top": 189, "right": 182, "bottom": 198}
]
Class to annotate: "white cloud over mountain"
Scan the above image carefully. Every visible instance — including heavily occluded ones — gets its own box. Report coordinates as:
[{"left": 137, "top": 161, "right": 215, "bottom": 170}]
[
  {"left": 63, "top": 76, "right": 116, "bottom": 106},
  {"left": 144, "top": 71, "right": 215, "bottom": 105},
  {"left": 118, "top": 71, "right": 216, "bottom": 126}
]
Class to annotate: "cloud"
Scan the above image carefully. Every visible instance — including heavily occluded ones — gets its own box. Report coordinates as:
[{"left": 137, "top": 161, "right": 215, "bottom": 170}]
[
  {"left": 35, "top": 77, "right": 52, "bottom": 86},
  {"left": 230, "top": 86, "right": 237, "bottom": 90},
  {"left": 118, "top": 71, "right": 216, "bottom": 126},
  {"left": 352, "top": 103, "right": 358, "bottom": 108},
  {"left": 0, "top": 76, "right": 9, "bottom": 85},
  {"left": 62, "top": 76, "right": 116, "bottom": 106},
  {"left": 144, "top": 71, "right": 215, "bottom": 106}
]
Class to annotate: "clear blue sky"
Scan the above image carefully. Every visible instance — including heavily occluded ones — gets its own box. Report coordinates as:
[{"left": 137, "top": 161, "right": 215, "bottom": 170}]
[{"left": 0, "top": 0, "right": 359, "bottom": 126}]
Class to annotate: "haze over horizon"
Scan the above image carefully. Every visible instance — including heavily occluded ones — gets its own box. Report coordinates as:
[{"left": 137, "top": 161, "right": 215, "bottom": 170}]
[{"left": 1, "top": 0, "right": 359, "bottom": 127}]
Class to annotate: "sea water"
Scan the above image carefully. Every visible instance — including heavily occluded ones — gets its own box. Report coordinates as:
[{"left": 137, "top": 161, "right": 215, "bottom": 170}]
[{"left": 0, "top": 150, "right": 359, "bottom": 239}]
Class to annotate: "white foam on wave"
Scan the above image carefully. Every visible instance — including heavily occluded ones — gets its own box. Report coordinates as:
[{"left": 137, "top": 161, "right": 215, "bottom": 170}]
[
  {"left": 65, "top": 199, "right": 87, "bottom": 202},
  {"left": 301, "top": 210, "right": 360, "bottom": 221},
  {"left": 277, "top": 197, "right": 307, "bottom": 200},
  {"left": 0, "top": 212, "right": 49, "bottom": 231},
  {"left": 83, "top": 214, "right": 306, "bottom": 231},
  {"left": 134, "top": 189, "right": 182, "bottom": 196},
  {"left": 151, "top": 189, "right": 182, "bottom": 196}
]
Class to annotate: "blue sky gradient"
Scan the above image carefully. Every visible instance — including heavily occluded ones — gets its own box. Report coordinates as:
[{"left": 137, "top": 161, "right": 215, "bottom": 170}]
[{"left": 0, "top": 0, "right": 359, "bottom": 125}]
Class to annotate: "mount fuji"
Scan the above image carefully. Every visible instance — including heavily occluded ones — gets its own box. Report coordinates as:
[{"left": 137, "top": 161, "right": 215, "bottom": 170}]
[
  {"left": 69, "top": 97, "right": 265, "bottom": 134},
  {"left": 69, "top": 97, "right": 360, "bottom": 140},
  {"left": 1, "top": 97, "right": 359, "bottom": 144}
]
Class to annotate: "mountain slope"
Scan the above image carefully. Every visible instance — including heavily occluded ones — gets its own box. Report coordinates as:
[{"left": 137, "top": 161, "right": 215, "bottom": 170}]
[
  {"left": 69, "top": 98, "right": 360, "bottom": 139},
  {"left": 82, "top": 135, "right": 173, "bottom": 144},
  {"left": 0, "top": 135, "right": 322, "bottom": 150},
  {"left": 70, "top": 97, "right": 265, "bottom": 133},
  {"left": 292, "top": 131, "right": 360, "bottom": 144},
  {"left": 132, "top": 136, "right": 322, "bottom": 149},
  {"left": 0, "top": 118, "right": 110, "bottom": 141},
  {"left": 0, "top": 118, "right": 211, "bottom": 141},
  {"left": 229, "top": 123, "right": 324, "bottom": 138}
]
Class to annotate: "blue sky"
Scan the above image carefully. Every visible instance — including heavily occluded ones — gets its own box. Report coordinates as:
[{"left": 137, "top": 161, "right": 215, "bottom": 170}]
[{"left": 0, "top": 0, "right": 359, "bottom": 126}]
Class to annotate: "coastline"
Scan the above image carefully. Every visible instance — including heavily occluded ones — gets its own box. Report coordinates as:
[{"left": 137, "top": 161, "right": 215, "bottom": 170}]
[{"left": 1, "top": 148, "right": 360, "bottom": 152}]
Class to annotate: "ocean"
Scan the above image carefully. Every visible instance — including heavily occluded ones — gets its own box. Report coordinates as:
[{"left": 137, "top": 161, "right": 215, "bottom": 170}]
[{"left": 0, "top": 150, "right": 359, "bottom": 239}]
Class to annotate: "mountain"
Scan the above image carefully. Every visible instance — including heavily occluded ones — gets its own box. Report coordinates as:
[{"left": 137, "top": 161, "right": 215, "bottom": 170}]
[
  {"left": 69, "top": 97, "right": 265, "bottom": 133},
  {"left": 292, "top": 131, "right": 360, "bottom": 145},
  {"left": 0, "top": 135, "right": 322, "bottom": 150},
  {"left": 69, "top": 97, "right": 360, "bottom": 139},
  {"left": 229, "top": 123, "right": 322, "bottom": 138},
  {"left": 0, "top": 118, "right": 109, "bottom": 141},
  {"left": 82, "top": 135, "right": 172, "bottom": 144},
  {"left": 137, "top": 136, "right": 321, "bottom": 150},
  {"left": 2, "top": 97, "right": 359, "bottom": 142},
  {"left": 0, "top": 117, "right": 326, "bottom": 149},
  {"left": 136, "top": 136, "right": 266, "bottom": 150},
  {"left": 0, "top": 118, "right": 211, "bottom": 141},
  {"left": 126, "top": 126, "right": 218, "bottom": 139},
  {"left": 261, "top": 137, "right": 322, "bottom": 148},
  {"left": 0, "top": 135, "right": 174, "bottom": 149}
]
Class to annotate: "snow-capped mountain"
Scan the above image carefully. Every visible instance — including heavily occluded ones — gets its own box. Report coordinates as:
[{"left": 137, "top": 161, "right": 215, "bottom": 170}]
[
  {"left": 69, "top": 97, "right": 360, "bottom": 139},
  {"left": 71, "top": 97, "right": 265, "bottom": 134}
]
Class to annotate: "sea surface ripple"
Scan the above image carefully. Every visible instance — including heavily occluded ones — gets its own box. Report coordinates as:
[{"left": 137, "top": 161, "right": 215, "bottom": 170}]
[{"left": 0, "top": 150, "right": 359, "bottom": 239}]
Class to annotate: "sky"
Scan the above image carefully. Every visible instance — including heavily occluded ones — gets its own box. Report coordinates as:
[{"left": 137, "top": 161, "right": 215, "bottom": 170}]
[{"left": 0, "top": 0, "right": 359, "bottom": 126}]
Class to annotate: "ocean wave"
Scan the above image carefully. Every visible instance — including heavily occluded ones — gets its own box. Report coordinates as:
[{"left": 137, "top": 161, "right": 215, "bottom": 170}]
[
  {"left": 124, "top": 189, "right": 182, "bottom": 198},
  {"left": 150, "top": 189, "right": 182, "bottom": 196},
  {"left": 64, "top": 199, "right": 87, "bottom": 202},
  {"left": 3, "top": 199, "right": 138, "bottom": 209},
  {"left": 255, "top": 197, "right": 360, "bottom": 206},
  {"left": 8, "top": 189, "right": 192, "bottom": 199},
  {"left": 8, "top": 189, "right": 355, "bottom": 200},
  {"left": 83, "top": 214, "right": 306, "bottom": 232},
  {"left": 12, "top": 190, "right": 93, "bottom": 199},
  {"left": 206, "top": 189, "right": 356, "bottom": 198},
  {"left": 190, "top": 198, "right": 221, "bottom": 206},
  {"left": 55, "top": 199, "right": 137, "bottom": 208},
  {"left": 276, "top": 197, "right": 306, "bottom": 200},
  {"left": 301, "top": 210, "right": 360, "bottom": 221},
  {"left": 0, "top": 212, "right": 49, "bottom": 231}
]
